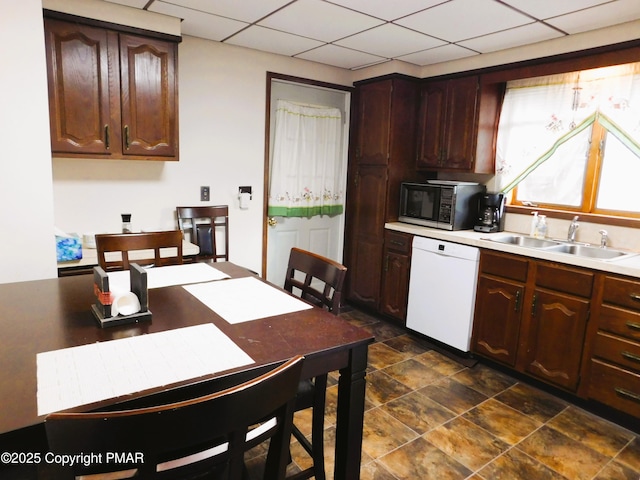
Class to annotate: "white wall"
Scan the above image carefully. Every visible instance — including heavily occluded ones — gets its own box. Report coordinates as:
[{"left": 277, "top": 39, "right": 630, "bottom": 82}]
[
  {"left": 52, "top": 35, "right": 352, "bottom": 274},
  {"left": 0, "top": 0, "right": 57, "bottom": 283}
]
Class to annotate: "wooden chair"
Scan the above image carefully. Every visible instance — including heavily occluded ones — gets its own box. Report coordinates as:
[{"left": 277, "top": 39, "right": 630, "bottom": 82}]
[
  {"left": 283, "top": 248, "right": 347, "bottom": 480},
  {"left": 176, "top": 206, "right": 229, "bottom": 262},
  {"left": 95, "top": 230, "right": 184, "bottom": 272},
  {"left": 45, "top": 355, "right": 305, "bottom": 480}
]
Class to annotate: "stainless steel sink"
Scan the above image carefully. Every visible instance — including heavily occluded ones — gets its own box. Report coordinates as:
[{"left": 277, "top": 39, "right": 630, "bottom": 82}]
[
  {"left": 487, "top": 235, "right": 561, "bottom": 249},
  {"left": 486, "top": 234, "right": 637, "bottom": 261},
  {"left": 545, "top": 243, "right": 634, "bottom": 260}
]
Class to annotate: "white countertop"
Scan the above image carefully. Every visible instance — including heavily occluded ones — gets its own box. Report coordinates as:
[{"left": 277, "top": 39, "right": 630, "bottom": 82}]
[{"left": 386, "top": 222, "right": 640, "bottom": 279}]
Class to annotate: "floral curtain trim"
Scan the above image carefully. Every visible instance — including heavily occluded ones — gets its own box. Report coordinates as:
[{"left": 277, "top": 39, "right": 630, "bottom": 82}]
[{"left": 268, "top": 100, "right": 345, "bottom": 218}]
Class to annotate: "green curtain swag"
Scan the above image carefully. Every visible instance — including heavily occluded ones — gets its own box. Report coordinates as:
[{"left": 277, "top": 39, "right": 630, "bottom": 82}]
[
  {"left": 267, "top": 204, "right": 344, "bottom": 217},
  {"left": 500, "top": 111, "right": 640, "bottom": 194}
]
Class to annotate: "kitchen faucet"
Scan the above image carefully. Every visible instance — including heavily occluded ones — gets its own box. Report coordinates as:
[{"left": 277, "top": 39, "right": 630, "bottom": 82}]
[
  {"left": 567, "top": 216, "right": 579, "bottom": 242},
  {"left": 599, "top": 229, "right": 608, "bottom": 248}
]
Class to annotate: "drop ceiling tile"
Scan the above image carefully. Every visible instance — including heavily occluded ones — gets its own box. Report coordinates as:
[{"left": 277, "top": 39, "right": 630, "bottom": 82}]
[
  {"left": 226, "top": 26, "right": 324, "bottom": 56},
  {"left": 258, "top": 0, "right": 384, "bottom": 42},
  {"left": 398, "top": 43, "right": 478, "bottom": 67},
  {"left": 104, "top": 0, "right": 149, "bottom": 8},
  {"left": 327, "top": 0, "right": 447, "bottom": 21},
  {"left": 151, "top": 0, "right": 292, "bottom": 23},
  {"left": 396, "top": 0, "right": 532, "bottom": 42},
  {"left": 499, "top": 0, "right": 612, "bottom": 20},
  {"left": 545, "top": 0, "right": 640, "bottom": 34},
  {"left": 458, "top": 22, "right": 565, "bottom": 53},
  {"left": 335, "top": 23, "right": 446, "bottom": 58},
  {"left": 295, "top": 44, "right": 387, "bottom": 69},
  {"left": 149, "top": 1, "right": 248, "bottom": 41}
]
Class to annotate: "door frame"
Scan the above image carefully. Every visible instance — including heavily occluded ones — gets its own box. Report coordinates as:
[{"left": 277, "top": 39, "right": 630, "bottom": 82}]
[{"left": 262, "top": 73, "right": 353, "bottom": 278}]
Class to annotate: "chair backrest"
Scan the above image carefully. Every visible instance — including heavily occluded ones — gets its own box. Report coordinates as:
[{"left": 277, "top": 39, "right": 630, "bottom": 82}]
[
  {"left": 176, "top": 206, "right": 229, "bottom": 262},
  {"left": 284, "top": 248, "right": 347, "bottom": 313},
  {"left": 45, "top": 355, "right": 304, "bottom": 480},
  {"left": 95, "top": 230, "right": 184, "bottom": 271}
]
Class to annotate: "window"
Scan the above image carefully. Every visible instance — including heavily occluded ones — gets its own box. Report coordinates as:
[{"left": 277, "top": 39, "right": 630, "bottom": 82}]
[{"left": 495, "top": 62, "right": 640, "bottom": 218}]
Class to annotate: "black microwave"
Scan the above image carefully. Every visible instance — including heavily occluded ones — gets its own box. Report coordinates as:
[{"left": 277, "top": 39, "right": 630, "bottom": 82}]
[{"left": 398, "top": 181, "right": 486, "bottom": 230}]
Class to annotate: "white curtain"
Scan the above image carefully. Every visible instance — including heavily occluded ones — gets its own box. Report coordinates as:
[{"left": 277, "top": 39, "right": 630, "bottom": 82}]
[
  {"left": 268, "top": 100, "right": 345, "bottom": 217},
  {"left": 495, "top": 62, "right": 640, "bottom": 197}
]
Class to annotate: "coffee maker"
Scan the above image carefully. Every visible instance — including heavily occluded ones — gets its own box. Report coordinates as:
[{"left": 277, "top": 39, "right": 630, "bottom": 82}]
[{"left": 474, "top": 192, "right": 506, "bottom": 233}]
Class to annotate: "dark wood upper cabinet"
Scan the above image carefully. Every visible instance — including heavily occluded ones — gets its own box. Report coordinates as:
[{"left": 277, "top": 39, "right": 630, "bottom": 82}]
[
  {"left": 44, "top": 18, "right": 179, "bottom": 161},
  {"left": 416, "top": 76, "right": 503, "bottom": 173}
]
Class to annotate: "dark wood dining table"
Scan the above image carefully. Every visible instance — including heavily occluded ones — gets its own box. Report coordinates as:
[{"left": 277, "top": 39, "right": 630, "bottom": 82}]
[{"left": 0, "top": 262, "right": 373, "bottom": 479}]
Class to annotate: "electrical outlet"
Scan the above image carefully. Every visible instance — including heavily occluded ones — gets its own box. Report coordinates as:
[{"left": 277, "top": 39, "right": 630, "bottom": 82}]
[{"left": 200, "top": 186, "right": 210, "bottom": 202}]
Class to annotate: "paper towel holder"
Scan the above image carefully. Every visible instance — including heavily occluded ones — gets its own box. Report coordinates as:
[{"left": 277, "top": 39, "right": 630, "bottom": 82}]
[
  {"left": 238, "top": 186, "right": 252, "bottom": 199},
  {"left": 238, "top": 186, "right": 252, "bottom": 210}
]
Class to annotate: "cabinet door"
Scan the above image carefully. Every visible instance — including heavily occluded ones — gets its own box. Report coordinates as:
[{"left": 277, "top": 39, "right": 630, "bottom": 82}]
[
  {"left": 44, "top": 19, "right": 115, "bottom": 155},
  {"left": 380, "top": 249, "right": 411, "bottom": 322},
  {"left": 416, "top": 77, "right": 479, "bottom": 171},
  {"left": 119, "top": 34, "right": 178, "bottom": 158},
  {"left": 416, "top": 81, "right": 446, "bottom": 169},
  {"left": 355, "top": 81, "right": 391, "bottom": 165},
  {"left": 346, "top": 165, "right": 387, "bottom": 308},
  {"left": 472, "top": 275, "right": 524, "bottom": 366},
  {"left": 443, "top": 76, "right": 478, "bottom": 170},
  {"left": 525, "top": 288, "right": 590, "bottom": 391}
]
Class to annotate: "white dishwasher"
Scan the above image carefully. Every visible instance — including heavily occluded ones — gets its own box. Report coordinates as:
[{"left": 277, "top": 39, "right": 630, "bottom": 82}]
[{"left": 406, "top": 236, "right": 480, "bottom": 352}]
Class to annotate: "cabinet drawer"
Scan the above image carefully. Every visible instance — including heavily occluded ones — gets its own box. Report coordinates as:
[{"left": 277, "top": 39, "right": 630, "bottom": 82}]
[
  {"left": 599, "top": 304, "right": 640, "bottom": 341},
  {"left": 603, "top": 275, "right": 640, "bottom": 312},
  {"left": 480, "top": 251, "right": 528, "bottom": 282},
  {"left": 593, "top": 331, "right": 640, "bottom": 372},
  {"left": 589, "top": 359, "right": 640, "bottom": 418},
  {"left": 535, "top": 263, "right": 593, "bottom": 298},
  {"left": 385, "top": 231, "right": 412, "bottom": 254}
]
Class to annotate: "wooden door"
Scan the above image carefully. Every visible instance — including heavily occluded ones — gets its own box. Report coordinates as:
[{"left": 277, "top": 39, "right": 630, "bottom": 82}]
[
  {"left": 472, "top": 275, "right": 524, "bottom": 366},
  {"left": 346, "top": 165, "right": 388, "bottom": 308},
  {"left": 119, "top": 34, "right": 178, "bottom": 158},
  {"left": 443, "top": 76, "right": 478, "bottom": 170},
  {"left": 355, "top": 81, "right": 391, "bottom": 165},
  {"left": 380, "top": 250, "right": 410, "bottom": 322},
  {"left": 525, "top": 288, "right": 590, "bottom": 391},
  {"left": 44, "top": 19, "right": 115, "bottom": 155},
  {"left": 416, "top": 80, "right": 447, "bottom": 169}
]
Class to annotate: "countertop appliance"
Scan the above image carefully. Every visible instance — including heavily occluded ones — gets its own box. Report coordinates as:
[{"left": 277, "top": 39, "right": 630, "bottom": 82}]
[
  {"left": 406, "top": 236, "right": 480, "bottom": 352},
  {"left": 474, "top": 192, "right": 506, "bottom": 233},
  {"left": 399, "top": 180, "right": 485, "bottom": 231}
]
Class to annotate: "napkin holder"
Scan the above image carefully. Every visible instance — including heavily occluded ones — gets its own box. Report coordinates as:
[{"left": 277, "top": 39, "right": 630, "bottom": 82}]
[{"left": 91, "top": 263, "right": 152, "bottom": 328}]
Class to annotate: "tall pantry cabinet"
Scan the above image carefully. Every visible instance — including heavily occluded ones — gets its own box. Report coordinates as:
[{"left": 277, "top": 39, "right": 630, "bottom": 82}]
[{"left": 344, "top": 75, "right": 421, "bottom": 312}]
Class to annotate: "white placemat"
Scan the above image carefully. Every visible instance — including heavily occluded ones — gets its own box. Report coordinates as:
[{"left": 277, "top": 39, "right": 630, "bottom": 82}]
[
  {"left": 37, "top": 323, "right": 253, "bottom": 415},
  {"left": 107, "top": 263, "right": 229, "bottom": 293},
  {"left": 183, "top": 276, "right": 312, "bottom": 324}
]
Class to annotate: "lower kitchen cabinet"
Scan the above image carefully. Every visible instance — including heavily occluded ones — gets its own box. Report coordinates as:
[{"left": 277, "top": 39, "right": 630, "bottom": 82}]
[
  {"left": 587, "top": 274, "right": 640, "bottom": 417},
  {"left": 472, "top": 250, "right": 594, "bottom": 393},
  {"left": 380, "top": 231, "right": 412, "bottom": 323},
  {"left": 473, "top": 252, "right": 527, "bottom": 366}
]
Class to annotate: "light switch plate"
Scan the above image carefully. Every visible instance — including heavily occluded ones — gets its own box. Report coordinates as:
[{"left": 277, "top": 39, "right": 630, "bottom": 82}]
[{"left": 200, "top": 186, "right": 210, "bottom": 202}]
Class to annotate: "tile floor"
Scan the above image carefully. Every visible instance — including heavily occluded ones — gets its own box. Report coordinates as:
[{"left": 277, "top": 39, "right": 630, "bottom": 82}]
[{"left": 248, "top": 307, "right": 640, "bottom": 480}]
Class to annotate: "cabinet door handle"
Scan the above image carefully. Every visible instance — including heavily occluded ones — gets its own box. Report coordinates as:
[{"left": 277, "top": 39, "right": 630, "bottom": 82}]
[
  {"left": 626, "top": 321, "right": 640, "bottom": 331},
  {"left": 531, "top": 293, "right": 537, "bottom": 316},
  {"left": 104, "top": 125, "right": 110, "bottom": 150},
  {"left": 124, "top": 125, "right": 130, "bottom": 150},
  {"left": 621, "top": 350, "right": 640, "bottom": 363},
  {"left": 615, "top": 387, "right": 640, "bottom": 404},
  {"left": 630, "top": 293, "right": 640, "bottom": 302},
  {"left": 514, "top": 290, "right": 521, "bottom": 312}
]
